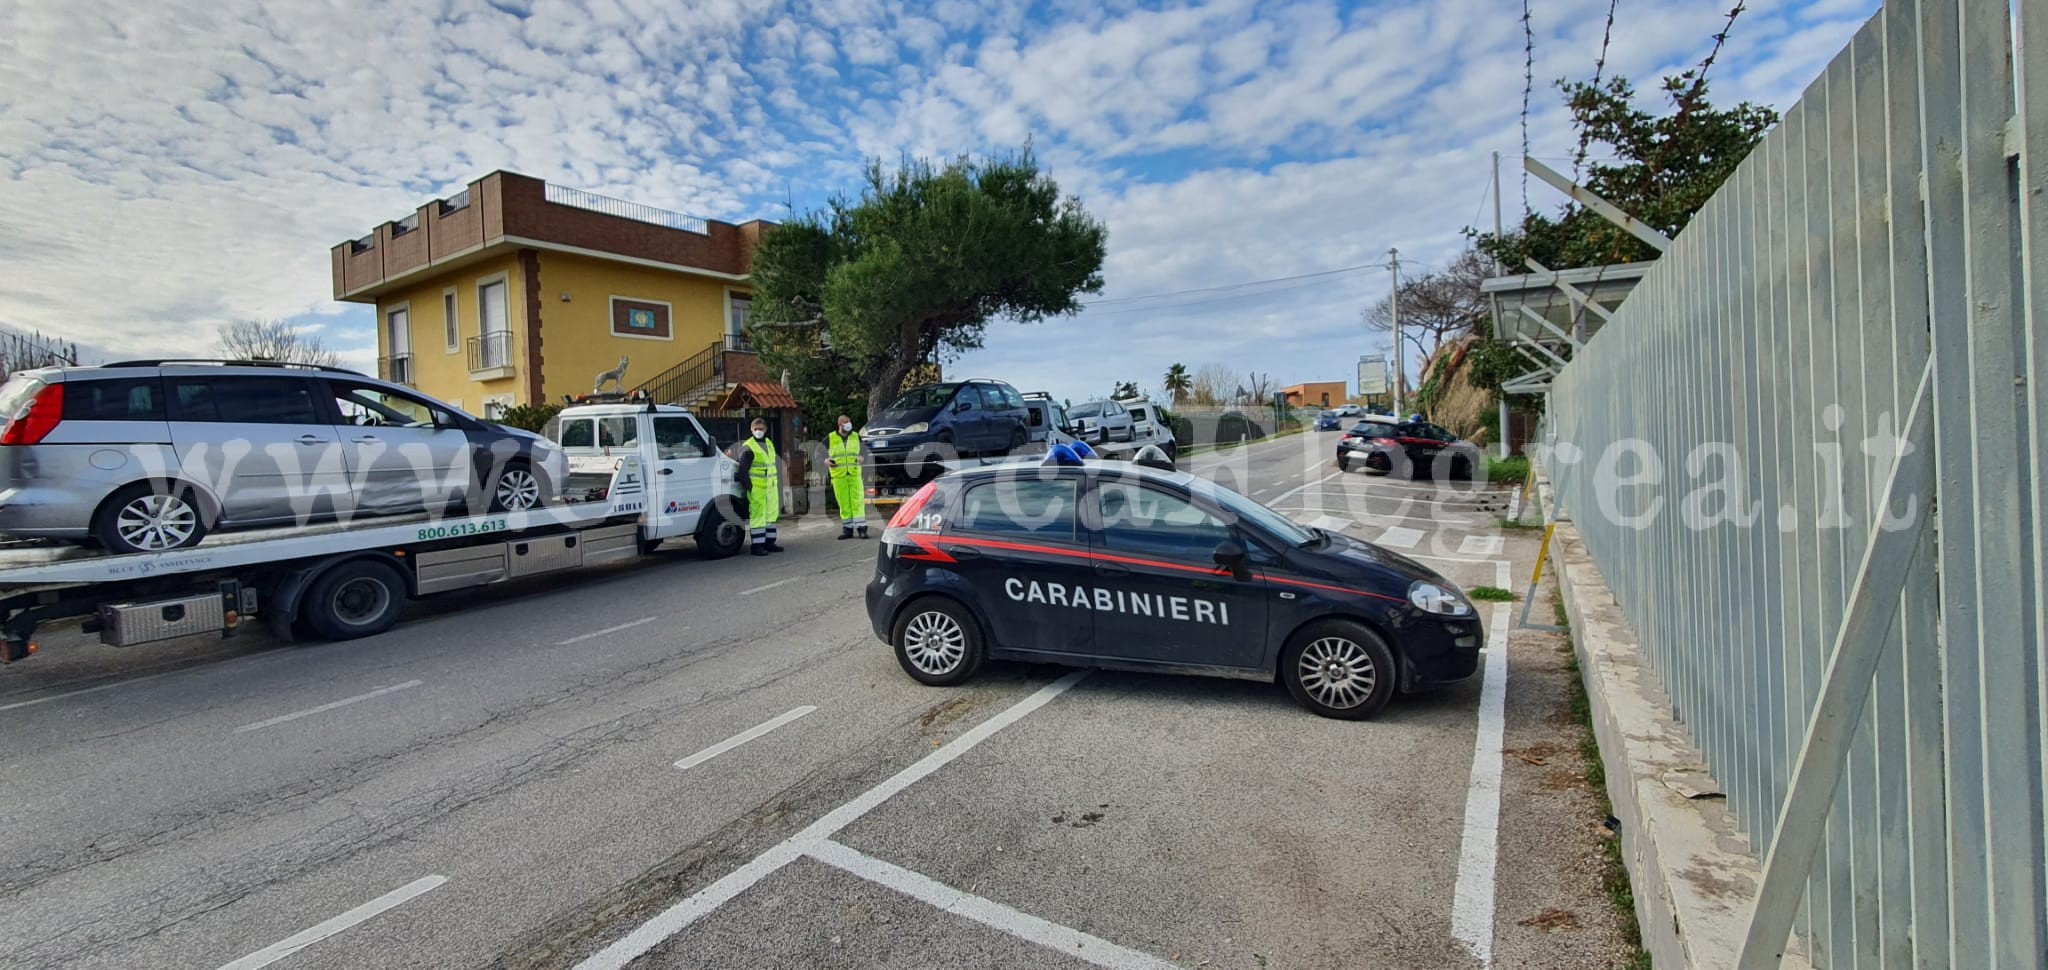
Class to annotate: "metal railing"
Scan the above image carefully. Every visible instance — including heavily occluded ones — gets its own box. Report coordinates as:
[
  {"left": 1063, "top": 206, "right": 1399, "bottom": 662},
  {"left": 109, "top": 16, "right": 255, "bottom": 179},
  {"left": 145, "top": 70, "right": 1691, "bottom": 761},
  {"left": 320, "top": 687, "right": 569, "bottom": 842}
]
[
  {"left": 542, "top": 183, "right": 709, "bottom": 235},
  {"left": 635, "top": 340, "right": 724, "bottom": 405},
  {"left": 1540, "top": 0, "right": 2045, "bottom": 964},
  {"left": 467, "top": 332, "right": 512, "bottom": 373},
  {"left": 377, "top": 353, "right": 414, "bottom": 385}
]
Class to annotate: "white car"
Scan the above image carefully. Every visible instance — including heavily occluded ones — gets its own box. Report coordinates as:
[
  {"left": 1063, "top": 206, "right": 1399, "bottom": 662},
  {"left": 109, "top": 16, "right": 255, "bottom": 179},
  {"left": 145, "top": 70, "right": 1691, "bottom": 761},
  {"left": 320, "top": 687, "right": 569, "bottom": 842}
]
[
  {"left": 1118, "top": 397, "right": 1177, "bottom": 458},
  {"left": 1330, "top": 403, "right": 1365, "bottom": 418}
]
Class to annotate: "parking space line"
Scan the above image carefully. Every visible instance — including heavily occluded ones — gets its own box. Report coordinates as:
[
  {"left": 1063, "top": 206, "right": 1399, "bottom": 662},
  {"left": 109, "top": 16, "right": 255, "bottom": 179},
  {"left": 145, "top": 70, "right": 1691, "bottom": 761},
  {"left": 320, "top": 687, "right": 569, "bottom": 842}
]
[
  {"left": 1372, "top": 526, "right": 1424, "bottom": 549},
  {"left": 555, "top": 616, "right": 659, "bottom": 646},
  {"left": 806, "top": 839, "right": 1179, "bottom": 970},
  {"left": 674, "top": 706, "right": 817, "bottom": 770},
  {"left": 232, "top": 680, "right": 423, "bottom": 733},
  {"left": 738, "top": 577, "right": 798, "bottom": 596},
  {"left": 1459, "top": 535, "right": 1505, "bottom": 556},
  {"left": 213, "top": 874, "right": 446, "bottom": 970},
  {"left": 1450, "top": 603, "right": 1513, "bottom": 966},
  {"left": 575, "top": 670, "right": 1091, "bottom": 970}
]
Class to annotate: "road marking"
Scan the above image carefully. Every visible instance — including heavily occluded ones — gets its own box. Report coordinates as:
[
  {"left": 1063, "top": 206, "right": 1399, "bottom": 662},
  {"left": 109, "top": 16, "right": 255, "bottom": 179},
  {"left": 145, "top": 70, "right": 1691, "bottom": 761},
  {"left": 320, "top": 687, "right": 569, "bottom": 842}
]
[
  {"left": 739, "top": 577, "right": 798, "bottom": 596},
  {"left": 807, "top": 839, "right": 1178, "bottom": 970},
  {"left": 233, "top": 681, "right": 423, "bottom": 733},
  {"left": 214, "top": 875, "right": 446, "bottom": 970},
  {"left": 1265, "top": 470, "right": 1345, "bottom": 507},
  {"left": 675, "top": 706, "right": 817, "bottom": 770},
  {"left": 1372, "top": 525, "right": 1424, "bottom": 549},
  {"left": 1450, "top": 603, "right": 1513, "bottom": 966},
  {"left": 1306, "top": 515, "right": 1353, "bottom": 533},
  {"left": 556, "top": 616, "right": 659, "bottom": 645},
  {"left": 1460, "top": 535, "right": 1505, "bottom": 556},
  {"left": 1252, "top": 488, "right": 1268, "bottom": 496},
  {"left": 0, "top": 667, "right": 194, "bottom": 712},
  {"left": 576, "top": 670, "right": 1091, "bottom": 970}
]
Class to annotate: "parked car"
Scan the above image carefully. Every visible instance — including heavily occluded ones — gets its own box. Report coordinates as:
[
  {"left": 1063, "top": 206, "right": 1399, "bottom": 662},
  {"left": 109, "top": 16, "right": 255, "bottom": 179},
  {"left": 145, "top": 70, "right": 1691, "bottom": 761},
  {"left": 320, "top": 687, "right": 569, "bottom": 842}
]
[
  {"left": 1330, "top": 403, "right": 1365, "bottom": 418},
  {"left": 1067, "top": 399, "right": 1134, "bottom": 446},
  {"left": 1021, "top": 392, "right": 1078, "bottom": 450},
  {"left": 1314, "top": 410, "right": 1344, "bottom": 431},
  {"left": 1337, "top": 417, "right": 1480, "bottom": 478},
  {"left": 1116, "top": 396, "right": 1177, "bottom": 458},
  {"left": 0, "top": 360, "right": 566, "bottom": 553},
  {"left": 864, "top": 379, "right": 1032, "bottom": 480}
]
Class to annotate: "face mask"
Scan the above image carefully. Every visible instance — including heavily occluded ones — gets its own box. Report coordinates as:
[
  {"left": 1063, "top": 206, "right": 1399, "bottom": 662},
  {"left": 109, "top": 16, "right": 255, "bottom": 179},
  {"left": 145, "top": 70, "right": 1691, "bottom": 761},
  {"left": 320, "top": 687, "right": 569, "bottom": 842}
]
[
  {"left": 840, "top": 422, "right": 851, "bottom": 433},
  {"left": 752, "top": 429, "right": 765, "bottom": 439}
]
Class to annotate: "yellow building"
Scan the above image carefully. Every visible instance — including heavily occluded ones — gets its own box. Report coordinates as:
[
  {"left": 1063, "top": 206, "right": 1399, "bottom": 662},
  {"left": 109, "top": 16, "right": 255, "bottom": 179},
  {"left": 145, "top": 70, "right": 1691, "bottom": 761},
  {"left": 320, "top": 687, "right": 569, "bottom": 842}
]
[{"left": 331, "top": 171, "right": 779, "bottom": 420}]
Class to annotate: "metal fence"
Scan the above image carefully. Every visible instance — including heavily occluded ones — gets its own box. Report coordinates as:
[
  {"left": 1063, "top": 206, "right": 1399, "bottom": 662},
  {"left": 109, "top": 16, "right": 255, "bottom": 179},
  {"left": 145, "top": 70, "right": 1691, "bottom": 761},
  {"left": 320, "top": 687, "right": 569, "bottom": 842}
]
[
  {"left": 1541, "top": 0, "right": 2046, "bottom": 965},
  {"left": 542, "top": 183, "right": 709, "bottom": 235}
]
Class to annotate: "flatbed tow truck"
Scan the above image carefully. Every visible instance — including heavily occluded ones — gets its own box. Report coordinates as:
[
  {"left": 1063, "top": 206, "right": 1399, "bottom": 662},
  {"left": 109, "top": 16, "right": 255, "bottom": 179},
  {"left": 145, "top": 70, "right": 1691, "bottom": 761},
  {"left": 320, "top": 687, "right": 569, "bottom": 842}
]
[{"left": 0, "top": 400, "right": 746, "bottom": 664}]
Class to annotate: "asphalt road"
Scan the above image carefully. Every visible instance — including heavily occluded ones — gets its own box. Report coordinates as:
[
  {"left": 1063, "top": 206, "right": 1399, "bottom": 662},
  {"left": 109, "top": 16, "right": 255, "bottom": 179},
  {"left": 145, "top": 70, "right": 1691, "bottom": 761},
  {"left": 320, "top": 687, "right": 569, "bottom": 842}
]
[{"left": 0, "top": 432, "right": 1628, "bottom": 970}]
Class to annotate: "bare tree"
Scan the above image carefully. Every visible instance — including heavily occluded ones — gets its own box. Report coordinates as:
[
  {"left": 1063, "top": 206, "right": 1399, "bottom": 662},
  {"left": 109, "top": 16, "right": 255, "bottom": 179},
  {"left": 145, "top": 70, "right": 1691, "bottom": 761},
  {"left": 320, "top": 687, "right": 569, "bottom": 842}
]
[
  {"left": 1189, "top": 363, "right": 1237, "bottom": 407},
  {"left": 1244, "top": 371, "right": 1275, "bottom": 407},
  {"left": 0, "top": 326, "right": 78, "bottom": 378},
  {"left": 216, "top": 319, "right": 340, "bottom": 367},
  {"left": 1363, "top": 247, "right": 1491, "bottom": 367}
]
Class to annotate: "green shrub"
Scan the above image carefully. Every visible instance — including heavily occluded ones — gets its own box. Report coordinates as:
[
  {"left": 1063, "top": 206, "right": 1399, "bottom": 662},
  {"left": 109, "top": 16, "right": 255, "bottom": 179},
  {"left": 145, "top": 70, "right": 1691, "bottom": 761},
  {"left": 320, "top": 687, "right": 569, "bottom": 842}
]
[{"left": 493, "top": 401, "right": 563, "bottom": 432}]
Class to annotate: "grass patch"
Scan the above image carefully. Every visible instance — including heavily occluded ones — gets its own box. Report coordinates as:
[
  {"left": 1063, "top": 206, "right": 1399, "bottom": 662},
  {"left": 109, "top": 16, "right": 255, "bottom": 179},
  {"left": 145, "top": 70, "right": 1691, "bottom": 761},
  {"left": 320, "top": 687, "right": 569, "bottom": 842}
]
[
  {"left": 1497, "top": 516, "right": 1546, "bottom": 531},
  {"left": 1467, "top": 585, "right": 1516, "bottom": 602},
  {"left": 1554, "top": 586, "right": 1648, "bottom": 969},
  {"left": 1484, "top": 454, "right": 1530, "bottom": 483}
]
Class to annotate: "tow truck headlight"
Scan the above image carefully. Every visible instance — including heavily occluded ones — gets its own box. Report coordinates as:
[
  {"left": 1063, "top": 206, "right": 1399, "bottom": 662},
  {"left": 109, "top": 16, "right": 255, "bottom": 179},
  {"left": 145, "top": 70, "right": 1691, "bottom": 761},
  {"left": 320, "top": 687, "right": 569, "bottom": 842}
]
[
  {"left": 901, "top": 421, "right": 929, "bottom": 435},
  {"left": 1408, "top": 581, "right": 1472, "bottom": 616}
]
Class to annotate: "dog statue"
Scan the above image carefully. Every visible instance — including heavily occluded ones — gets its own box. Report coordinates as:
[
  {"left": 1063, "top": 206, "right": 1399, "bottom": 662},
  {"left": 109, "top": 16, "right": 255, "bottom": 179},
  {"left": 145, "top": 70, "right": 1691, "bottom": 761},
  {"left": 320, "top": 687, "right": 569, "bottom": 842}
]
[{"left": 593, "top": 355, "right": 629, "bottom": 395}]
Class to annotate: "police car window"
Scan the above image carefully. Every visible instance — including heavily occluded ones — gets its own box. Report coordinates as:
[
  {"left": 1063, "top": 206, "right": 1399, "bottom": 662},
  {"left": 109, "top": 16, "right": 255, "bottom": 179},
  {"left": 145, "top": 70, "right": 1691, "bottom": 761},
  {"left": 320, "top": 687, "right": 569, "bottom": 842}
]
[
  {"left": 1095, "top": 482, "right": 1230, "bottom": 561},
  {"left": 958, "top": 480, "right": 1077, "bottom": 540},
  {"left": 653, "top": 416, "right": 711, "bottom": 459}
]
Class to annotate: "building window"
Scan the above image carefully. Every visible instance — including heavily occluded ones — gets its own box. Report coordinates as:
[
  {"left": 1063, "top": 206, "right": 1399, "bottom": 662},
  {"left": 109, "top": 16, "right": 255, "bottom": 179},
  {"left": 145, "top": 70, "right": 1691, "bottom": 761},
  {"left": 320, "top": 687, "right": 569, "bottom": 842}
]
[
  {"left": 478, "top": 279, "right": 510, "bottom": 369},
  {"left": 443, "top": 289, "right": 459, "bottom": 352},
  {"left": 610, "top": 296, "right": 672, "bottom": 340},
  {"left": 384, "top": 306, "right": 412, "bottom": 384},
  {"left": 727, "top": 293, "right": 751, "bottom": 350}
]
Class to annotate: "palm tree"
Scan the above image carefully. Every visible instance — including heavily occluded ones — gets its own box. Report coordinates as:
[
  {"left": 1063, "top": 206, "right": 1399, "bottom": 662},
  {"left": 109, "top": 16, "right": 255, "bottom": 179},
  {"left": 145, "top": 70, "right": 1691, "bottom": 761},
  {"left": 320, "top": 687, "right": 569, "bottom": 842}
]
[{"left": 1162, "top": 363, "right": 1192, "bottom": 406}]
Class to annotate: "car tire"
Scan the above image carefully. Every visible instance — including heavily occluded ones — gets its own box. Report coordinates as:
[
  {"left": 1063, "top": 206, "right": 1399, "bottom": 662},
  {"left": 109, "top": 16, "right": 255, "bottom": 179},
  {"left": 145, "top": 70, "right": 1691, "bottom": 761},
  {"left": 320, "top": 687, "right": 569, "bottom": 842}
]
[
  {"left": 696, "top": 496, "right": 747, "bottom": 560},
  {"left": 891, "top": 596, "right": 986, "bottom": 686},
  {"left": 1336, "top": 456, "right": 1351, "bottom": 472},
  {"left": 91, "top": 482, "right": 213, "bottom": 553},
  {"left": 1280, "top": 619, "right": 1397, "bottom": 720},
  {"left": 300, "top": 559, "right": 408, "bottom": 641},
  {"left": 1009, "top": 427, "right": 1026, "bottom": 452},
  {"left": 488, "top": 461, "right": 545, "bottom": 513}
]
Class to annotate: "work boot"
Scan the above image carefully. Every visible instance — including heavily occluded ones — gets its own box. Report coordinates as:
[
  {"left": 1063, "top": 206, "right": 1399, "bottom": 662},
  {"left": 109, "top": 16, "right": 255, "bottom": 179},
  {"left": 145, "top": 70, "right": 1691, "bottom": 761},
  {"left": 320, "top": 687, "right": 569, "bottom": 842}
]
[
  {"left": 751, "top": 544, "right": 769, "bottom": 557},
  {"left": 766, "top": 541, "right": 785, "bottom": 553},
  {"left": 838, "top": 525, "right": 853, "bottom": 540},
  {"left": 857, "top": 525, "right": 870, "bottom": 539}
]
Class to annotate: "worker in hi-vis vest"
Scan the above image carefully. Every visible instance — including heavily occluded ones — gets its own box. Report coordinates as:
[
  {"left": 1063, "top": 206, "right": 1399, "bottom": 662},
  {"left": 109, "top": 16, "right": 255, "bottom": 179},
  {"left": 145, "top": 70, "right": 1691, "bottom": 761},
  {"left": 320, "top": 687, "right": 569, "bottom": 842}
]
[
  {"left": 827, "top": 414, "right": 867, "bottom": 540},
  {"left": 733, "top": 416, "right": 782, "bottom": 556}
]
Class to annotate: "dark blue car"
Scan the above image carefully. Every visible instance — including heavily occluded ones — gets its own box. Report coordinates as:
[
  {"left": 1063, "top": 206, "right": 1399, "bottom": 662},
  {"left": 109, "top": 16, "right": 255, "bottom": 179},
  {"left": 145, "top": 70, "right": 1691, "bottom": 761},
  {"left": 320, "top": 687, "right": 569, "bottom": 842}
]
[
  {"left": 864, "top": 380, "right": 1032, "bottom": 481},
  {"left": 1314, "top": 410, "right": 1344, "bottom": 431},
  {"left": 864, "top": 462, "right": 1482, "bottom": 719}
]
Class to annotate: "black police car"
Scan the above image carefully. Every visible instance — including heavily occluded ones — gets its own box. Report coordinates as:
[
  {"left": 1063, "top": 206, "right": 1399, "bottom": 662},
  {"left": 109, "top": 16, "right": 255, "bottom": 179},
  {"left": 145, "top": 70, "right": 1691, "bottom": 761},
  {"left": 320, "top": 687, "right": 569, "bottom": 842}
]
[{"left": 863, "top": 460, "right": 1482, "bottom": 719}]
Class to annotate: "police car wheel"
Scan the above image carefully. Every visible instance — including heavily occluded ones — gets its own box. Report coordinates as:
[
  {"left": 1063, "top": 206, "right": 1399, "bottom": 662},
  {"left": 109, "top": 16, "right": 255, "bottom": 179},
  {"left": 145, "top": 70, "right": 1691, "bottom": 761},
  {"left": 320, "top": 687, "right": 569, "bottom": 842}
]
[
  {"left": 1336, "top": 456, "right": 1351, "bottom": 472},
  {"left": 891, "top": 597, "right": 985, "bottom": 686},
  {"left": 1281, "top": 620, "right": 1396, "bottom": 720}
]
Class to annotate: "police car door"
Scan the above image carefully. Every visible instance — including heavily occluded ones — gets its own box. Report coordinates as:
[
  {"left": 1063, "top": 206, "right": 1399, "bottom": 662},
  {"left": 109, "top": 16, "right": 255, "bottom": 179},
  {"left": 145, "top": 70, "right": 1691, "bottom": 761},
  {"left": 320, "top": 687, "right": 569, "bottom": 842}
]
[
  {"left": 1084, "top": 480, "right": 1268, "bottom": 669},
  {"left": 949, "top": 476, "right": 1094, "bottom": 655}
]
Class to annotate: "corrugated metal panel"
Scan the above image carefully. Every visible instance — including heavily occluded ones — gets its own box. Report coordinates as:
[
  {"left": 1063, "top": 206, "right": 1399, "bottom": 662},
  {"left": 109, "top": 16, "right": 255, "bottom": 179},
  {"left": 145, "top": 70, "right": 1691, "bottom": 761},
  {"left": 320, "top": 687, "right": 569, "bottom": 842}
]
[{"left": 1540, "top": 0, "right": 2047, "bottom": 962}]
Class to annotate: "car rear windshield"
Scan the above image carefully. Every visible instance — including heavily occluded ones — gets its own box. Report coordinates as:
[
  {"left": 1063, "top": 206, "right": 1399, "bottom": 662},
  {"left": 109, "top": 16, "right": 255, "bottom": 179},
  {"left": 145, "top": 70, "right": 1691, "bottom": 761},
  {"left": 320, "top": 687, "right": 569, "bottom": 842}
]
[
  {"left": 1069, "top": 402, "right": 1102, "bottom": 418},
  {"left": 887, "top": 383, "right": 960, "bottom": 411},
  {"left": 1350, "top": 421, "right": 1396, "bottom": 437}
]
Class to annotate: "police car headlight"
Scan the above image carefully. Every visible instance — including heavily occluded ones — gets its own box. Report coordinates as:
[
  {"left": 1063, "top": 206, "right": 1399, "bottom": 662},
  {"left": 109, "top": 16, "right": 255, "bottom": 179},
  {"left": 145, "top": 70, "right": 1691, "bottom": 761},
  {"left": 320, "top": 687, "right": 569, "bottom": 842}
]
[
  {"left": 1408, "top": 581, "right": 1473, "bottom": 616},
  {"left": 902, "top": 422, "right": 929, "bottom": 435}
]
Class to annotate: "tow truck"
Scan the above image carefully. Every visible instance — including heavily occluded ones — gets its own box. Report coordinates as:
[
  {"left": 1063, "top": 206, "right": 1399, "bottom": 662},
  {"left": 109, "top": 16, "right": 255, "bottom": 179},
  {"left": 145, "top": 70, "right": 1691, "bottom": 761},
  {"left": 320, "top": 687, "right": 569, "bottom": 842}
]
[{"left": 0, "top": 398, "right": 746, "bottom": 663}]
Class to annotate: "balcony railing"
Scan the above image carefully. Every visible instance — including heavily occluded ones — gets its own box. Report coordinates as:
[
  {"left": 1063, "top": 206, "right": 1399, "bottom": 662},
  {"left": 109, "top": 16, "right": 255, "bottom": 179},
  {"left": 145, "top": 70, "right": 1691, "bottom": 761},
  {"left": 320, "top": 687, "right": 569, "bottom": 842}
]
[
  {"left": 542, "top": 183, "right": 709, "bottom": 235},
  {"left": 378, "top": 353, "right": 414, "bottom": 385},
  {"left": 467, "top": 332, "right": 514, "bottom": 377}
]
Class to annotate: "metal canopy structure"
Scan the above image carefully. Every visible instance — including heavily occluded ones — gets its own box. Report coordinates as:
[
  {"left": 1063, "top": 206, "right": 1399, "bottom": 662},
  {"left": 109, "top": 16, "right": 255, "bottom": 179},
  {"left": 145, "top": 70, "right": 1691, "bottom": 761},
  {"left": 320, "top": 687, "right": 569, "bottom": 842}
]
[{"left": 1480, "top": 260, "right": 1655, "bottom": 394}]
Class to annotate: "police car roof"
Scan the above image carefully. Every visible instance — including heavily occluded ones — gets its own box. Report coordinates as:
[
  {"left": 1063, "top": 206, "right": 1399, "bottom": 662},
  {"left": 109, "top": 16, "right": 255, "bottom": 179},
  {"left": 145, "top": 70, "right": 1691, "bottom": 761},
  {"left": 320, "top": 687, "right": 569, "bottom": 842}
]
[{"left": 944, "top": 459, "right": 1195, "bottom": 490}]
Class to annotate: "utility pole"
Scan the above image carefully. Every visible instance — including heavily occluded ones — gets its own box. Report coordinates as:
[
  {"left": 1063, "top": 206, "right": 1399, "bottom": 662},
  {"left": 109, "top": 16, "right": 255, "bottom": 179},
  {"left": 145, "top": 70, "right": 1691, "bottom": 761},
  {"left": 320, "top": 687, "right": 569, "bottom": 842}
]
[
  {"left": 1493, "top": 152, "right": 1511, "bottom": 458},
  {"left": 1388, "top": 247, "right": 1404, "bottom": 417}
]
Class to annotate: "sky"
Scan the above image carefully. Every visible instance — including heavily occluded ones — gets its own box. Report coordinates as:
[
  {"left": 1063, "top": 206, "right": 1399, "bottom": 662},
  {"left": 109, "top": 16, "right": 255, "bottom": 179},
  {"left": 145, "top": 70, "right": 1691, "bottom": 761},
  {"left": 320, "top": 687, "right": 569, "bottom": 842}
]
[{"left": 0, "top": 0, "right": 1878, "bottom": 405}]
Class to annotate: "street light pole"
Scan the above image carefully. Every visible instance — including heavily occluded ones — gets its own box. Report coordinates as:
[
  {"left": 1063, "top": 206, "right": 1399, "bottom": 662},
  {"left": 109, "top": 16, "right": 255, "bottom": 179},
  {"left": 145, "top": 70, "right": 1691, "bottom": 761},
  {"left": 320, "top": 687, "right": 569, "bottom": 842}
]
[{"left": 1388, "top": 247, "right": 1403, "bottom": 416}]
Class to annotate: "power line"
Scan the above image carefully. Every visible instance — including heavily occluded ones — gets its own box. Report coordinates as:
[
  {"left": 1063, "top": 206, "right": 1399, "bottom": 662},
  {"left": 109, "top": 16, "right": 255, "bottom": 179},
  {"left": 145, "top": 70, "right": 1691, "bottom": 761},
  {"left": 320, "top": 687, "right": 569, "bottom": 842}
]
[{"left": 1080, "top": 261, "right": 1391, "bottom": 307}]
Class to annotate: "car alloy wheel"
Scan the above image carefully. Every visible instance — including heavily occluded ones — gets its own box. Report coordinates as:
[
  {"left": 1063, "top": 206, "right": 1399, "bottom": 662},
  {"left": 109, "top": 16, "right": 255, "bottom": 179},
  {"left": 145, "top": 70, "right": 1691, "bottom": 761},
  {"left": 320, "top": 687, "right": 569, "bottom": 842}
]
[
  {"left": 494, "top": 467, "right": 541, "bottom": 511},
  {"left": 1296, "top": 635, "right": 1379, "bottom": 710},
  {"left": 901, "top": 609, "right": 966, "bottom": 675},
  {"left": 114, "top": 493, "right": 200, "bottom": 551}
]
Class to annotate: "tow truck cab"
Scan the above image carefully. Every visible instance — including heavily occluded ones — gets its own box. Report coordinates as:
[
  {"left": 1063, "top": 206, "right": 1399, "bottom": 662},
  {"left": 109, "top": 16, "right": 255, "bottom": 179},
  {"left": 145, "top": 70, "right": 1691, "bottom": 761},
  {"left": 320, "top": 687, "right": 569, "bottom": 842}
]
[{"left": 543, "top": 402, "right": 744, "bottom": 546}]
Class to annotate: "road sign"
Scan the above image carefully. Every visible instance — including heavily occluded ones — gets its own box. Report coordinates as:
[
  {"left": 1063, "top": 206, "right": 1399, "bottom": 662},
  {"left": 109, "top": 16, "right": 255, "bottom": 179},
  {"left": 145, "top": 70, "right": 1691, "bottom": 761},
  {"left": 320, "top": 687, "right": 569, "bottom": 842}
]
[{"left": 1357, "top": 354, "right": 1387, "bottom": 395}]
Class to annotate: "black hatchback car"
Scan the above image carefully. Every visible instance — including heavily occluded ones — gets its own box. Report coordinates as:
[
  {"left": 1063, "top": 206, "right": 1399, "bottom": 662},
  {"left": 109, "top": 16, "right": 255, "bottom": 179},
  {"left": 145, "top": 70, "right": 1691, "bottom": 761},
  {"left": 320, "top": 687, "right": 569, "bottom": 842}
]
[{"left": 864, "top": 460, "right": 1482, "bottom": 719}]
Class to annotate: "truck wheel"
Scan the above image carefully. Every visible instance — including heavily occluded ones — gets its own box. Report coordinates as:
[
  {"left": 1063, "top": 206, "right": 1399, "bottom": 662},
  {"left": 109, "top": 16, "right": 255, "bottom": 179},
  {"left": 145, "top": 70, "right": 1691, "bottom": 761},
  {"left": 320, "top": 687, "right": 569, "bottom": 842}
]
[
  {"left": 697, "top": 497, "right": 746, "bottom": 559},
  {"left": 92, "top": 482, "right": 213, "bottom": 553},
  {"left": 301, "top": 559, "right": 407, "bottom": 641}
]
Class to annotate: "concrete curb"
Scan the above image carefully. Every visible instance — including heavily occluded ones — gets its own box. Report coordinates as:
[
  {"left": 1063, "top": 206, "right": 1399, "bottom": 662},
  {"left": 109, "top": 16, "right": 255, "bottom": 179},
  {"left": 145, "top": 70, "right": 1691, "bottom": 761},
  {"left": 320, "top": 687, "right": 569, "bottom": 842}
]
[{"left": 1549, "top": 519, "right": 1808, "bottom": 970}]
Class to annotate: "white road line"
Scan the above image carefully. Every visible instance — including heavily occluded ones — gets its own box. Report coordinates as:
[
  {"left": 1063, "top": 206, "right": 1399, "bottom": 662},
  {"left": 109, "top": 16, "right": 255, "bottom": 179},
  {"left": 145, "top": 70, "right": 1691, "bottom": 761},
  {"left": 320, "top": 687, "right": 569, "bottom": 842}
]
[
  {"left": 1372, "top": 525, "right": 1425, "bottom": 549},
  {"left": 807, "top": 840, "right": 1178, "bottom": 970},
  {"left": 1459, "top": 535, "right": 1505, "bottom": 556},
  {"left": 1306, "top": 515, "right": 1353, "bottom": 533},
  {"left": 1252, "top": 488, "right": 1269, "bottom": 496},
  {"left": 575, "top": 670, "right": 1091, "bottom": 970},
  {"left": 232, "top": 681, "right": 423, "bottom": 734},
  {"left": 738, "top": 577, "right": 798, "bottom": 596},
  {"left": 0, "top": 668, "right": 191, "bottom": 713},
  {"left": 1450, "top": 603, "right": 1512, "bottom": 966},
  {"left": 674, "top": 706, "right": 817, "bottom": 770},
  {"left": 555, "top": 616, "right": 660, "bottom": 645},
  {"left": 1265, "top": 470, "right": 1345, "bottom": 507},
  {"left": 213, "top": 875, "right": 446, "bottom": 970}
]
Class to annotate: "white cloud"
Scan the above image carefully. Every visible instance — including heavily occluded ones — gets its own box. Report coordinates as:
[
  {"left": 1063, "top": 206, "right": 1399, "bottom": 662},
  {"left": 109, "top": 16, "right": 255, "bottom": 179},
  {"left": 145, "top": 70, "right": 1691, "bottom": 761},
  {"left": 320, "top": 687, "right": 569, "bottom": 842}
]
[{"left": 0, "top": 0, "right": 1879, "bottom": 406}]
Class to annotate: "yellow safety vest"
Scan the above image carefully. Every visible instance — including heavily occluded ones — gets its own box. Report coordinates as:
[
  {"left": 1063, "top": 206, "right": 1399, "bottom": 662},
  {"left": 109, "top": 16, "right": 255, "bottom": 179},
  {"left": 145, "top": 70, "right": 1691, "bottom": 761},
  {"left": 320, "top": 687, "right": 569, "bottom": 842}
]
[
  {"left": 744, "top": 437, "right": 778, "bottom": 488},
  {"left": 828, "top": 430, "right": 862, "bottom": 478}
]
